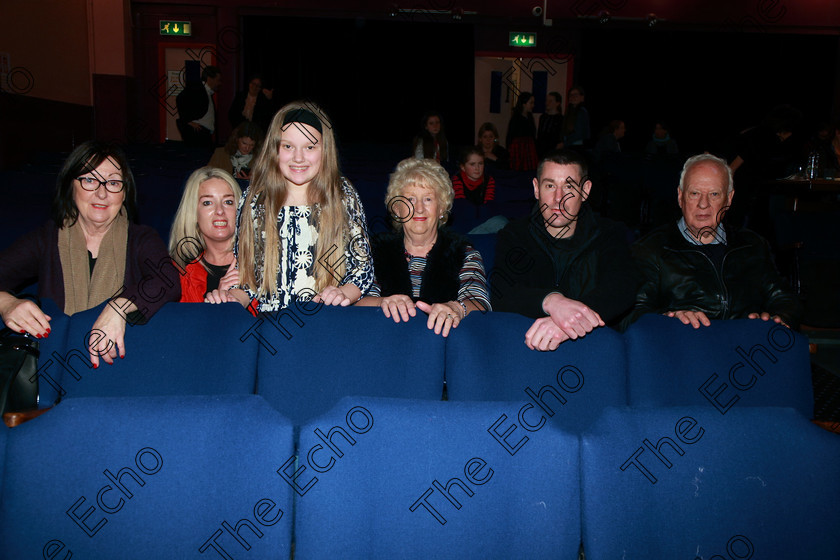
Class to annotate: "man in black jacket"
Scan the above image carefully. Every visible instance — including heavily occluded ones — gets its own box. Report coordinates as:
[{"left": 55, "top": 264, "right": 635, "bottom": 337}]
[
  {"left": 626, "top": 153, "right": 802, "bottom": 329},
  {"left": 176, "top": 65, "right": 221, "bottom": 147},
  {"left": 492, "top": 150, "right": 639, "bottom": 351}
]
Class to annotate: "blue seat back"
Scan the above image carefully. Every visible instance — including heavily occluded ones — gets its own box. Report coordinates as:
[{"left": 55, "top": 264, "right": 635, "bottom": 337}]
[
  {"left": 255, "top": 306, "right": 445, "bottom": 425},
  {"left": 293, "top": 396, "right": 580, "bottom": 559},
  {"left": 446, "top": 311, "right": 628, "bottom": 432},
  {"left": 59, "top": 302, "right": 259, "bottom": 398},
  {"left": 625, "top": 315, "right": 813, "bottom": 416},
  {"left": 0, "top": 395, "right": 294, "bottom": 559},
  {"left": 581, "top": 406, "right": 840, "bottom": 558}
]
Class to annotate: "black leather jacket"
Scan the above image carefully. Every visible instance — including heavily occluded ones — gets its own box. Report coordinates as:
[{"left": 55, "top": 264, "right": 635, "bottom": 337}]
[{"left": 626, "top": 222, "right": 802, "bottom": 328}]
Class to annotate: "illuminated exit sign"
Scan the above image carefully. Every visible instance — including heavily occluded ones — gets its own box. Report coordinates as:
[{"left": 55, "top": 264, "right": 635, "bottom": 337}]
[
  {"left": 160, "top": 20, "right": 191, "bottom": 36},
  {"left": 509, "top": 32, "right": 536, "bottom": 47}
]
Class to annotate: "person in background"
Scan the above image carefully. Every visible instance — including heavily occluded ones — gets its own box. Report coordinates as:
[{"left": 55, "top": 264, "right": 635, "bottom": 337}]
[
  {"left": 537, "top": 91, "right": 564, "bottom": 158},
  {"left": 358, "top": 158, "right": 491, "bottom": 337},
  {"left": 0, "top": 141, "right": 180, "bottom": 366},
  {"left": 176, "top": 65, "right": 222, "bottom": 148},
  {"left": 228, "top": 73, "right": 275, "bottom": 133},
  {"left": 562, "top": 85, "right": 590, "bottom": 148},
  {"left": 625, "top": 153, "right": 802, "bottom": 329},
  {"left": 644, "top": 120, "right": 680, "bottom": 158},
  {"left": 414, "top": 111, "right": 449, "bottom": 163},
  {"left": 210, "top": 101, "right": 374, "bottom": 312},
  {"left": 476, "top": 122, "right": 509, "bottom": 170},
  {"left": 592, "top": 120, "right": 625, "bottom": 163},
  {"left": 452, "top": 147, "right": 495, "bottom": 206},
  {"left": 506, "top": 92, "right": 538, "bottom": 171},
  {"left": 169, "top": 167, "right": 242, "bottom": 303},
  {"left": 208, "top": 122, "right": 264, "bottom": 180}
]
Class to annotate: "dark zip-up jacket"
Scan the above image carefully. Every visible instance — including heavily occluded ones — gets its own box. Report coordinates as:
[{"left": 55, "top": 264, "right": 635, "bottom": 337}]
[
  {"left": 491, "top": 204, "right": 639, "bottom": 324},
  {"left": 625, "top": 221, "right": 802, "bottom": 328}
]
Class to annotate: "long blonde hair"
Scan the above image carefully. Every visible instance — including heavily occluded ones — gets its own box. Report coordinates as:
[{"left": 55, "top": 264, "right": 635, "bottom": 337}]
[
  {"left": 237, "top": 101, "right": 347, "bottom": 296},
  {"left": 169, "top": 166, "right": 241, "bottom": 269}
]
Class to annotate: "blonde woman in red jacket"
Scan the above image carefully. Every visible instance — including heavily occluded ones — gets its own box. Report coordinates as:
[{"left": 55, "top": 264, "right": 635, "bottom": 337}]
[{"left": 169, "top": 167, "right": 242, "bottom": 303}]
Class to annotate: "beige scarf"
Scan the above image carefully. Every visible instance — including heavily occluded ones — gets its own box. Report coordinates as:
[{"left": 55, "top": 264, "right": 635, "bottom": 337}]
[{"left": 58, "top": 210, "right": 128, "bottom": 315}]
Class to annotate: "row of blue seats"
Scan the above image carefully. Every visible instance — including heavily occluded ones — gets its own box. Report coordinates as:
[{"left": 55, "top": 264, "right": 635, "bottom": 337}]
[
  {"left": 26, "top": 299, "right": 814, "bottom": 430},
  {"left": 2, "top": 395, "right": 838, "bottom": 558}
]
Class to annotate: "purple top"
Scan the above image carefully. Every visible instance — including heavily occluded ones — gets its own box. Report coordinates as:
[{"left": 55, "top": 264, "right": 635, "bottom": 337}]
[{"left": 0, "top": 220, "right": 181, "bottom": 320}]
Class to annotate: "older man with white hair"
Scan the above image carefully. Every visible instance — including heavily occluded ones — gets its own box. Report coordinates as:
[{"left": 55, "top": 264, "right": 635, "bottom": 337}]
[{"left": 625, "top": 153, "right": 802, "bottom": 329}]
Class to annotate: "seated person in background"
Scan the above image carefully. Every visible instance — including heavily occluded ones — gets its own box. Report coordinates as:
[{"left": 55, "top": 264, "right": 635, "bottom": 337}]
[
  {"left": 208, "top": 121, "right": 263, "bottom": 180},
  {"left": 211, "top": 101, "right": 373, "bottom": 312},
  {"left": 413, "top": 110, "right": 449, "bottom": 163},
  {"left": 169, "top": 167, "right": 242, "bottom": 303},
  {"left": 625, "top": 153, "right": 802, "bottom": 329},
  {"left": 0, "top": 141, "right": 180, "bottom": 366},
  {"left": 562, "top": 86, "right": 590, "bottom": 148},
  {"left": 358, "top": 158, "right": 491, "bottom": 337},
  {"left": 452, "top": 147, "right": 495, "bottom": 206},
  {"left": 644, "top": 120, "right": 680, "bottom": 157},
  {"left": 592, "top": 120, "right": 625, "bottom": 163},
  {"left": 476, "top": 122, "right": 509, "bottom": 170},
  {"left": 492, "top": 150, "right": 638, "bottom": 351}
]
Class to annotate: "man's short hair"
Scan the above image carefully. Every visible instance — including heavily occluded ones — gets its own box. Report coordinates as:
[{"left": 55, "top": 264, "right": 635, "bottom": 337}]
[
  {"left": 537, "top": 149, "right": 589, "bottom": 182},
  {"left": 201, "top": 65, "right": 221, "bottom": 82},
  {"left": 678, "top": 154, "right": 734, "bottom": 195}
]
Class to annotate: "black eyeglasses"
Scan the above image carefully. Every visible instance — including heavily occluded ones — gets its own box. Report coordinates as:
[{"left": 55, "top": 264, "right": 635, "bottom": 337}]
[{"left": 76, "top": 176, "right": 125, "bottom": 193}]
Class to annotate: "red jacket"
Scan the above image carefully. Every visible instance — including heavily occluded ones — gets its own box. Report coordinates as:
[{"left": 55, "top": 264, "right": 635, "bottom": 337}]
[{"left": 179, "top": 257, "right": 258, "bottom": 316}]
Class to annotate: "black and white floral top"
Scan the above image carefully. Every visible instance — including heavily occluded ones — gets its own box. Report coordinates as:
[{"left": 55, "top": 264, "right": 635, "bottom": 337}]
[{"left": 235, "top": 177, "right": 374, "bottom": 312}]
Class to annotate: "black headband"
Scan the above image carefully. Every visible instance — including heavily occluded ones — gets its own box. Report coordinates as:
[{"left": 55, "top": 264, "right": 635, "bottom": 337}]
[{"left": 282, "top": 108, "right": 323, "bottom": 135}]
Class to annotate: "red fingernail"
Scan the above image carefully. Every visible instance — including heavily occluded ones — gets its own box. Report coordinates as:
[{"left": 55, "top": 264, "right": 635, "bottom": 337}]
[
  {"left": 93, "top": 363, "right": 98, "bottom": 369},
  {"left": 120, "top": 354, "right": 125, "bottom": 359},
  {"left": 36, "top": 334, "right": 42, "bottom": 339},
  {"left": 46, "top": 328, "right": 51, "bottom": 334},
  {"left": 20, "top": 329, "right": 26, "bottom": 334}
]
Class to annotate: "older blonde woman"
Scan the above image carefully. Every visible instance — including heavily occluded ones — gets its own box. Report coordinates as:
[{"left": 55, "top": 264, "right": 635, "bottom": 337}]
[{"left": 358, "top": 158, "right": 491, "bottom": 337}]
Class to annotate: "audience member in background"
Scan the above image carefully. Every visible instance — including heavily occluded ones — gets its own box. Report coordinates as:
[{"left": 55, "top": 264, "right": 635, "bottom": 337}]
[
  {"left": 476, "top": 122, "right": 509, "bottom": 170},
  {"left": 625, "top": 154, "right": 802, "bottom": 329},
  {"left": 176, "top": 65, "right": 222, "bottom": 148},
  {"left": 208, "top": 122, "right": 264, "bottom": 180},
  {"left": 452, "top": 147, "right": 495, "bottom": 206},
  {"left": 592, "top": 120, "right": 625, "bottom": 163},
  {"left": 506, "top": 92, "right": 538, "bottom": 171},
  {"left": 562, "top": 86, "right": 590, "bottom": 148},
  {"left": 169, "top": 167, "right": 242, "bottom": 303},
  {"left": 0, "top": 141, "right": 180, "bottom": 366},
  {"left": 209, "top": 101, "right": 373, "bottom": 312},
  {"left": 358, "top": 158, "right": 490, "bottom": 337},
  {"left": 413, "top": 111, "right": 449, "bottom": 163},
  {"left": 492, "top": 150, "right": 638, "bottom": 350},
  {"left": 728, "top": 104, "right": 803, "bottom": 229},
  {"left": 644, "top": 120, "right": 680, "bottom": 158},
  {"left": 537, "top": 91, "right": 564, "bottom": 158},
  {"left": 228, "top": 74, "right": 275, "bottom": 133}
]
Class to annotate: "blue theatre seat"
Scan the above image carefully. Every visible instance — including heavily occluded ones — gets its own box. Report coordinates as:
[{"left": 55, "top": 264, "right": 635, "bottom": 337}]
[
  {"left": 255, "top": 306, "right": 445, "bottom": 426},
  {"left": 446, "top": 311, "right": 628, "bottom": 432},
  {"left": 56, "top": 302, "right": 259, "bottom": 399},
  {"left": 625, "top": 314, "right": 813, "bottom": 417},
  {"left": 580, "top": 406, "right": 840, "bottom": 558},
  {"left": 467, "top": 232, "right": 496, "bottom": 281},
  {"left": 0, "top": 425, "right": 6, "bottom": 502},
  {"left": 0, "top": 395, "right": 295, "bottom": 559},
  {"left": 293, "top": 396, "right": 581, "bottom": 560}
]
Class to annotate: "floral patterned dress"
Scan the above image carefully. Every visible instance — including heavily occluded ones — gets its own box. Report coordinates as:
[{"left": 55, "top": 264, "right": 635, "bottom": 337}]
[{"left": 236, "top": 178, "right": 374, "bottom": 312}]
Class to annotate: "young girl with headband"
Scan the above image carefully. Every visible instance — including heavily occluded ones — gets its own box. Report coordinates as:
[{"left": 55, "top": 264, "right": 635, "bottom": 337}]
[{"left": 206, "top": 101, "right": 374, "bottom": 312}]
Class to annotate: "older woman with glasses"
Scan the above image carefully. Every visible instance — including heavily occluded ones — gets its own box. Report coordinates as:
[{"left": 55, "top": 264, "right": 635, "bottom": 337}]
[{"left": 0, "top": 141, "right": 180, "bottom": 367}]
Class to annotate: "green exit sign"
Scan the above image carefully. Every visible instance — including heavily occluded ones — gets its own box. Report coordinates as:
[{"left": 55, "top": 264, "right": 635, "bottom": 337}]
[
  {"left": 509, "top": 32, "right": 536, "bottom": 47},
  {"left": 160, "top": 20, "right": 191, "bottom": 36}
]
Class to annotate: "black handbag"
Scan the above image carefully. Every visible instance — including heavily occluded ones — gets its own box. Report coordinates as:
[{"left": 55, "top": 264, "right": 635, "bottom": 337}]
[{"left": 0, "top": 327, "right": 40, "bottom": 417}]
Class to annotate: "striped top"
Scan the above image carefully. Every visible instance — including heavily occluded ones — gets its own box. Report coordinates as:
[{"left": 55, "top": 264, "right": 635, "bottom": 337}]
[{"left": 369, "top": 246, "right": 492, "bottom": 312}]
